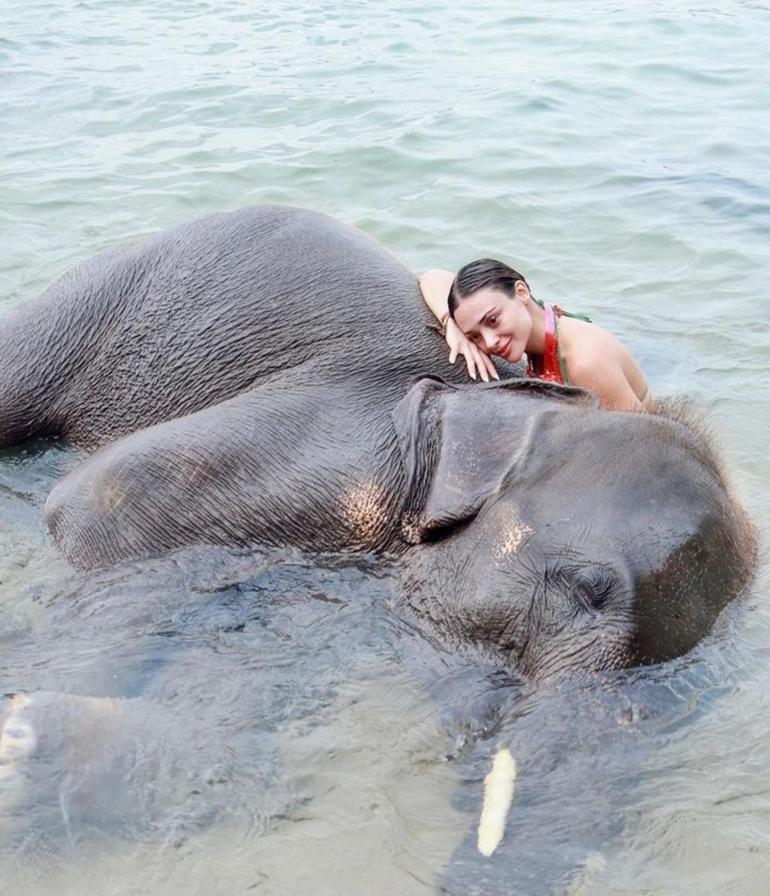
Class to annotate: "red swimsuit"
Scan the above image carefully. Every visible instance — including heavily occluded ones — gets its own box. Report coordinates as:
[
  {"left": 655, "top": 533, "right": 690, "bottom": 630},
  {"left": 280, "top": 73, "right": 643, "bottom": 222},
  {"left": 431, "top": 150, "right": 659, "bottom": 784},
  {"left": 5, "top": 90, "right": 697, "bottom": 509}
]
[{"left": 526, "top": 302, "right": 566, "bottom": 384}]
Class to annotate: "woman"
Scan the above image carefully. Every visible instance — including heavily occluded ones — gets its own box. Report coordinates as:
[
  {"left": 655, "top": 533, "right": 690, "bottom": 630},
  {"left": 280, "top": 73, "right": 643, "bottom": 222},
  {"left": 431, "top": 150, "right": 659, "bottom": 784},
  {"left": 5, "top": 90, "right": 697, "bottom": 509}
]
[{"left": 420, "top": 259, "right": 652, "bottom": 412}]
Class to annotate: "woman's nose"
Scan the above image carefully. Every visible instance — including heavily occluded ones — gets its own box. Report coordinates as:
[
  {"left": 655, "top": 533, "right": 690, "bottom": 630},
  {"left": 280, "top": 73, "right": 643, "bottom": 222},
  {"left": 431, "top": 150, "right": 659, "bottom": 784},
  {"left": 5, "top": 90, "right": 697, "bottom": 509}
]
[{"left": 483, "top": 330, "right": 498, "bottom": 351}]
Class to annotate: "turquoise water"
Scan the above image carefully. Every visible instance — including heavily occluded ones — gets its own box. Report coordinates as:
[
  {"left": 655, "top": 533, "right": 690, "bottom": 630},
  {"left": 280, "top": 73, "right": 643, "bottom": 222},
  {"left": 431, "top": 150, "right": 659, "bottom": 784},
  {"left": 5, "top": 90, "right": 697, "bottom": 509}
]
[{"left": 1, "top": 2, "right": 769, "bottom": 893}]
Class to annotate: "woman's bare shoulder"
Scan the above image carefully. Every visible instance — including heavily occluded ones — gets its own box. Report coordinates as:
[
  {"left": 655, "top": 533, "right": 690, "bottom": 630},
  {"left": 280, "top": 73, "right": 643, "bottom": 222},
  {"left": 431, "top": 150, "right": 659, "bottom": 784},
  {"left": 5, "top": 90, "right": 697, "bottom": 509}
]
[
  {"left": 573, "top": 320, "right": 631, "bottom": 362},
  {"left": 565, "top": 320, "right": 649, "bottom": 409}
]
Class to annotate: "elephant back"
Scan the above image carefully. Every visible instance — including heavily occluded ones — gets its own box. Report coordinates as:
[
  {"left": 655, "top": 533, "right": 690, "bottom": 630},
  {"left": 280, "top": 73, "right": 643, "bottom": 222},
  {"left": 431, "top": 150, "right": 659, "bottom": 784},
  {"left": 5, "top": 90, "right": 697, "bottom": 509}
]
[{"left": 14, "top": 205, "right": 463, "bottom": 447}]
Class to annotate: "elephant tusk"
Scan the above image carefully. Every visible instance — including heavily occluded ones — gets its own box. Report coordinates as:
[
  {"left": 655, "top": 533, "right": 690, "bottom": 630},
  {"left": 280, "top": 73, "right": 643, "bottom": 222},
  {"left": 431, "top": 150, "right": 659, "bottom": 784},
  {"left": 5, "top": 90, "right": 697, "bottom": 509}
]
[{"left": 477, "top": 747, "right": 517, "bottom": 857}]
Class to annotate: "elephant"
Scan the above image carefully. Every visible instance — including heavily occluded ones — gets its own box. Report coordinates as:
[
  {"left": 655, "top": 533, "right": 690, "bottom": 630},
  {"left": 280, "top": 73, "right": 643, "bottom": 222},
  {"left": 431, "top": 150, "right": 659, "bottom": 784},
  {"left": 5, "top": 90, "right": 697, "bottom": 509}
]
[
  {"left": 0, "top": 536, "right": 406, "bottom": 878},
  {"left": 0, "top": 204, "right": 756, "bottom": 683}
]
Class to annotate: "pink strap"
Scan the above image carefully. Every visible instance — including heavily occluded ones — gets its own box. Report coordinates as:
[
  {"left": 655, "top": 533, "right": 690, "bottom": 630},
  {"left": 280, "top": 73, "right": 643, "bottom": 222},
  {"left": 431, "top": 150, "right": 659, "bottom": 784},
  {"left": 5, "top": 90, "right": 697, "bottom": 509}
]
[{"left": 543, "top": 301, "right": 556, "bottom": 336}]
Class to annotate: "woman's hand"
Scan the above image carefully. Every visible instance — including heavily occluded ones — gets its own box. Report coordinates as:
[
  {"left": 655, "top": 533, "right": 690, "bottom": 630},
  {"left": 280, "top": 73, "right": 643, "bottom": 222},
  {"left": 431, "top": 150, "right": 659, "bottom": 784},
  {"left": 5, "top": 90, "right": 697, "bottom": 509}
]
[{"left": 445, "top": 318, "right": 499, "bottom": 382}]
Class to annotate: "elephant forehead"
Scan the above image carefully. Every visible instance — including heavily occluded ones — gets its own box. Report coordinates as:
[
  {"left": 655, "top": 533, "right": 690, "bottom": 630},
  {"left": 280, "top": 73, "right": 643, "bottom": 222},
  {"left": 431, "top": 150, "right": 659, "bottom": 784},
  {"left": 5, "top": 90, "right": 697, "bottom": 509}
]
[
  {"left": 522, "top": 423, "right": 716, "bottom": 526},
  {"left": 526, "top": 466, "right": 711, "bottom": 536}
]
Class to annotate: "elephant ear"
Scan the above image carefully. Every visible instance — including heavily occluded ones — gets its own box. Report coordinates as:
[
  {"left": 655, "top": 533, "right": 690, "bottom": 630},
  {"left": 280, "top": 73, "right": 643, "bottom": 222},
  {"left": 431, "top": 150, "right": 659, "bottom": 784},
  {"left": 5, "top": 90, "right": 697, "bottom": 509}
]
[{"left": 392, "top": 376, "right": 592, "bottom": 544}]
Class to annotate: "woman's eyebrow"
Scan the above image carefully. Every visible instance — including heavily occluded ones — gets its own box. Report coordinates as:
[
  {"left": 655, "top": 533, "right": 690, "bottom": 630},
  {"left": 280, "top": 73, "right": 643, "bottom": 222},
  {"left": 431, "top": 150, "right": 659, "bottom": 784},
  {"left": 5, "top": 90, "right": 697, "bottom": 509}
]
[
  {"left": 465, "top": 307, "right": 496, "bottom": 339},
  {"left": 479, "top": 306, "right": 498, "bottom": 325}
]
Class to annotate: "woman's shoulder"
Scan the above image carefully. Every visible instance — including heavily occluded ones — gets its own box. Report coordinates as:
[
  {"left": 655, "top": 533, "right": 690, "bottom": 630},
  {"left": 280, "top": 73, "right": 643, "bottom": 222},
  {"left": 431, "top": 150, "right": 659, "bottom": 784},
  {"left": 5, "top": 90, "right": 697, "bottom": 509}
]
[
  {"left": 567, "top": 317, "right": 627, "bottom": 357},
  {"left": 559, "top": 315, "right": 608, "bottom": 358},
  {"left": 562, "top": 318, "right": 650, "bottom": 409},
  {"left": 560, "top": 319, "right": 627, "bottom": 380}
]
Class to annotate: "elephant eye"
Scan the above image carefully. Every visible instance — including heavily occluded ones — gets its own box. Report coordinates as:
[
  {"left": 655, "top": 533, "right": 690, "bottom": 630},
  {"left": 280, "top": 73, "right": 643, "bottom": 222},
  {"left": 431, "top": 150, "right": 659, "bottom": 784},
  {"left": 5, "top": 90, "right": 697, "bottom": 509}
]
[{"left": 571, "top": 567, "right": 615, "bottom": 612}]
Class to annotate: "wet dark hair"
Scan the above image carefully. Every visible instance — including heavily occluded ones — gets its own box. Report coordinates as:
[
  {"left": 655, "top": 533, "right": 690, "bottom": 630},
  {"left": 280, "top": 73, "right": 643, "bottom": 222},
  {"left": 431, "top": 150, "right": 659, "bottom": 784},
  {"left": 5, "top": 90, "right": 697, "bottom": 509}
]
[{"left": 447, "top": 258, "right": 530, "bottom": 318}]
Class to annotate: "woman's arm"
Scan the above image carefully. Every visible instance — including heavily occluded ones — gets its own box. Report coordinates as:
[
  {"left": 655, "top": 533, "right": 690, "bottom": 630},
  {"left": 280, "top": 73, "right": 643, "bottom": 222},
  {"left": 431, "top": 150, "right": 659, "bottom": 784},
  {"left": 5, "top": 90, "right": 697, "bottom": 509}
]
[
  {"left": 419, "top": 269, "right": 456, "bottom": 322},
  {"left": 418, "top": 270, "right": 499, "bottom": 382}
]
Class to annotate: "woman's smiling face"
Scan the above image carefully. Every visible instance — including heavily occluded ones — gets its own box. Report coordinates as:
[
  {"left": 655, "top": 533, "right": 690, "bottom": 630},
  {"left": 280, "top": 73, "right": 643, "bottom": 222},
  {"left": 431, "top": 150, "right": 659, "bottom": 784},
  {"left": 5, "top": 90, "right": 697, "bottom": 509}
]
[{"left": 452, "top": 284, "right": 533, "bottom": 363}]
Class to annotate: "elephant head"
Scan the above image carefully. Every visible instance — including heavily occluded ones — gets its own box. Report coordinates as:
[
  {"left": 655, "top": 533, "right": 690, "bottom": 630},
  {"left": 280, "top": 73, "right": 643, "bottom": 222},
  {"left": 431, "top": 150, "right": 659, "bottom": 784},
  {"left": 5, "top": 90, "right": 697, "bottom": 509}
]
[{"left": 394, "top": 377, "right": 755, "bottom": 683}]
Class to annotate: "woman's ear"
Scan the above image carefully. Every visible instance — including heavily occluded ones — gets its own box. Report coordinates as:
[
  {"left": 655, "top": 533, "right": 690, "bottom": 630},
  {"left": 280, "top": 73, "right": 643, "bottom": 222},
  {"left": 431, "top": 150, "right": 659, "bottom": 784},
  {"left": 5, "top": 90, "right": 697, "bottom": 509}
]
[{"left": 514, "top": 280, "right": 531, "bottom": 302}]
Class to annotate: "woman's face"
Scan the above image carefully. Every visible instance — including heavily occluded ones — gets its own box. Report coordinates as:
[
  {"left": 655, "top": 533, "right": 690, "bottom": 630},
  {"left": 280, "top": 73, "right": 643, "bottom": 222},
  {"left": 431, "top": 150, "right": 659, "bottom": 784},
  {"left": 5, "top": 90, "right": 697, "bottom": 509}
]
[{"left": 453, "top": 285, "right": 533, "bottom": 363}]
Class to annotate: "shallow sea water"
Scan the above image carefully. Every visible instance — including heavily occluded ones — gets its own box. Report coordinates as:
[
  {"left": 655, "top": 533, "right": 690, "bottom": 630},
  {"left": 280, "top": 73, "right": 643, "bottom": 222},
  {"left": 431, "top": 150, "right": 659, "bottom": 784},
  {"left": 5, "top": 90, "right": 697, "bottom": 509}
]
[{"left": 1, "top": 1, "right": 769, "bottom": 893}]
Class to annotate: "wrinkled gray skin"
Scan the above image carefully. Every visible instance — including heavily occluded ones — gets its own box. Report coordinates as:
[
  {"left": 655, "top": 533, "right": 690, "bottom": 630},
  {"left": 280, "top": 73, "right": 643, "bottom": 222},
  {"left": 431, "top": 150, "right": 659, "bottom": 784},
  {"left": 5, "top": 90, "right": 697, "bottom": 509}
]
[{"left": 0, "top": 204, "right": 755, "bottom": 682}]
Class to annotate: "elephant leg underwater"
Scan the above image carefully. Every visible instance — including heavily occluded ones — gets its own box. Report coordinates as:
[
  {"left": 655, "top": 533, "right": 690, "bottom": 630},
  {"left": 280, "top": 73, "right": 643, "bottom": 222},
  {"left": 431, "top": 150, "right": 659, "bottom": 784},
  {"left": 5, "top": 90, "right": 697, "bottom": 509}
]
[{"left": 45, "top": 380, "right": 404, "bottom": 568}]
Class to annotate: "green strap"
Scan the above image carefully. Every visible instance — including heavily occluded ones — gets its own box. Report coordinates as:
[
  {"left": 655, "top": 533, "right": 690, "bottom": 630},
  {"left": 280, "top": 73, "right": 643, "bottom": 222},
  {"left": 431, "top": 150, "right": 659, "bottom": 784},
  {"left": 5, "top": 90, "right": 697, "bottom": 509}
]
[
  {"left": 532, "top": 297, "right": 592, "bottom": 323},
  {"left": 555, "top": 315, "right": 571, "bottom": 385},
  {"left": 557, "top": 306, "right": 592, "bottom": 322}
]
